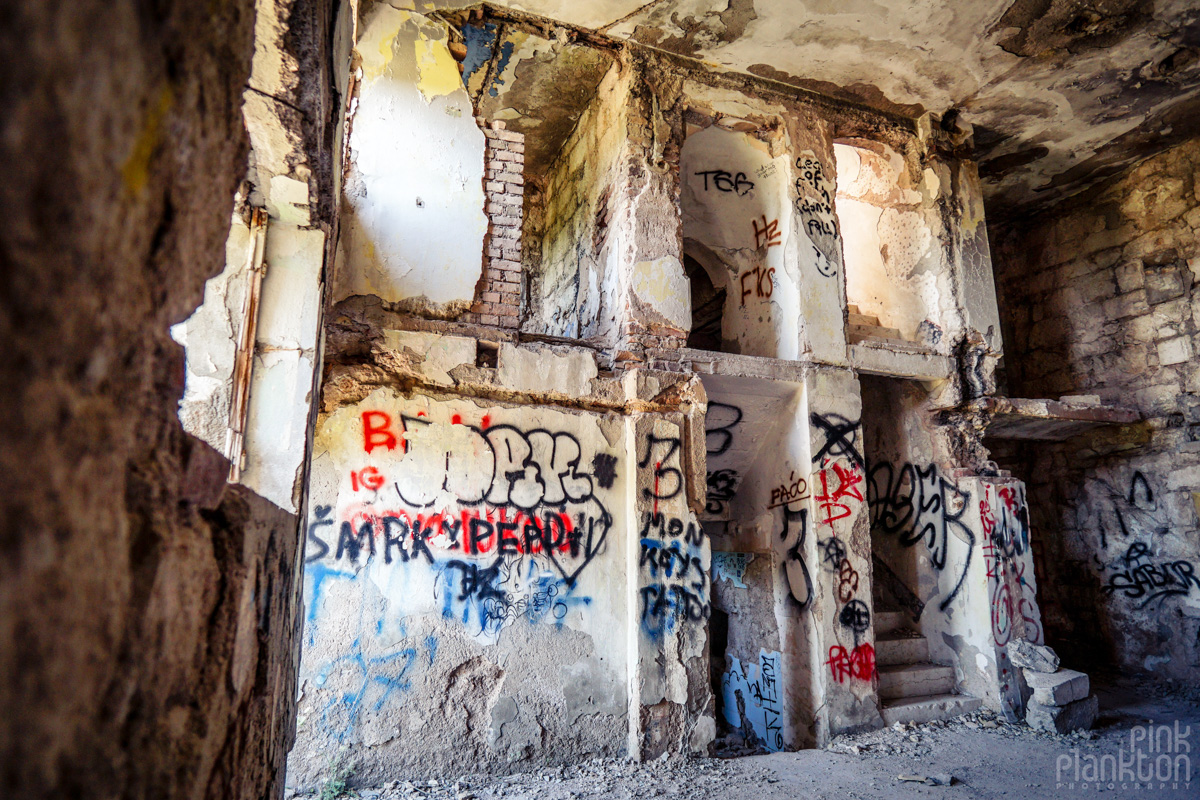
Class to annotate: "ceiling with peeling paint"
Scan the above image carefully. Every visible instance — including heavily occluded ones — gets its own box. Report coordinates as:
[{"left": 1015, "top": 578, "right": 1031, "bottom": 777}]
[
  {"left": 466, "top": 0, "right": 1200, "bottom": 219},
  {"left": 458, "top": 19, "right": 616, "bottom": 178}
]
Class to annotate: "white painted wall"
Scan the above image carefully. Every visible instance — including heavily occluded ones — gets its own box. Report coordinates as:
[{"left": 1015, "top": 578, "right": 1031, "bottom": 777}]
[
  {"left": 172, "top": 217, "right": 325, "bottom": 513},
  {"left": 335, "top": 7, "right": 487, "bottom": 308},
  {"left": 681, "top": 125, "right": 798, "bottom": 359}
]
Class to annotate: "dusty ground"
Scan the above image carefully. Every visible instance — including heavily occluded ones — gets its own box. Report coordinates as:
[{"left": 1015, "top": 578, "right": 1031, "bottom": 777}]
[{"left": 296, "top": 675, "right": 1199, "bottom": 800}]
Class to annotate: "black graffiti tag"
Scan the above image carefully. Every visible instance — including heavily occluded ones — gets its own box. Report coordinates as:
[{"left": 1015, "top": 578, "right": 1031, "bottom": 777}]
[
  {"left": 839, "top": 599, "right": 871, "bottom": 635},
  {"left": 695, "top": 169, "right": 755, "bottom": 196},
  {"left": 811, "top": 413, "right": 864, "bottom": 468},
  {"left": 780, "top": 503, "right": 814, "bottom": 610},
  {"left": 639, "top": 434, "right": 683, "bottom": 501},
  {"left": 867, "top": 461, "right": 975, "bottom": 612},
  {"left": 705, "top": 402, "right": 743, "bottom": 456},
  {"left": 1103, "top": 541, "right": 1200, "bottom": 608}
]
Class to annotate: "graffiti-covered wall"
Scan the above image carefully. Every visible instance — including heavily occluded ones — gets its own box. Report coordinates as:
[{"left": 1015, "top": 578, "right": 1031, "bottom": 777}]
[
  {"left": 292, "top": 387, "right": 631, "bottom": 784},
  {"left": 862, "top": 375, "right": 1041, "bottom": 720},
  {"left": 993, "top": 138, "right": 1200, "bottom": 684},
  {"left": 288, "top": 326, "right": 714, "bottom": 786}
]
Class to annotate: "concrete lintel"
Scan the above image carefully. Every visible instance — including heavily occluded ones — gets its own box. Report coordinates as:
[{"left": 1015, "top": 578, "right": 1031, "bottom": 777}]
[
  {"left": 848, "top": 343, "right": 953, "bottom": 381},
  {"left": 950, "top": 396, "right": 1142, "bottom": 442},
  {"left": 675, "top": 347, "right": 809, "bottom": 383}
]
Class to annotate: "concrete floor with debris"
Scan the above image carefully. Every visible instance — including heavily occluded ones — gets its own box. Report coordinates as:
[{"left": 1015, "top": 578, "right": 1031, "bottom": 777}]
[{"left": 296, "top": 676, "right": 1198, "bottom": 800}]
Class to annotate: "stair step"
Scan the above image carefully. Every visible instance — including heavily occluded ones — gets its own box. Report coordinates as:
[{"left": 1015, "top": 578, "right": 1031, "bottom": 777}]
[
  {"left": 876, "top": 634, "right": 929, "bottom": 666},
  {"left": 848, "top": 311, "right": 882, "bottom": 327},
  {"left": 881, "top": 693, "right": 983, "bottom": 726},
  {"left": 874, "top": 610, "right": 910, "bottom": 635},
  {"left": 848, "top": 322, "right": 903, "bottom": 340},
  {"left": 878, "top": 662, "right": 955, "bottom": 700}
]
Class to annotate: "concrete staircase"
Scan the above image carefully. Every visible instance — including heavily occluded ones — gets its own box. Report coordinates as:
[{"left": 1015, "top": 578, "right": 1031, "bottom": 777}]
[{"left": 875, "top": 610, "right": 983, "bottom": 725}]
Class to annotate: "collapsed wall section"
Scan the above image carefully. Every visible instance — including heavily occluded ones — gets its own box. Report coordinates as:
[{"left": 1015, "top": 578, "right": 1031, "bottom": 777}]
[
  {"left": 991, "top": 138, "right": 1200, "bottom": 684},
  {"left": 335, "top": 5, "right": 488, "bottom": 313}
]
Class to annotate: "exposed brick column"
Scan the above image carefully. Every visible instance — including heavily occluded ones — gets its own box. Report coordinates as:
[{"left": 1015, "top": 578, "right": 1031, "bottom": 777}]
[{"left": 462, "top": 121, "right": 525, "bottom": 328}]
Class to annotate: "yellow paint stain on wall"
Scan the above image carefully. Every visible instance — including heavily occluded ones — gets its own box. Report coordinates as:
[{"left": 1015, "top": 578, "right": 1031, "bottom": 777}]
[
  {"left": 121, "top": 85, "right": 172, "bottom": 196},
  {"left": 414, "top": 30, "right": 463, "bottom": 102},
  {"left": 358, "top": 9, "right": 409, "bottom": 83}
]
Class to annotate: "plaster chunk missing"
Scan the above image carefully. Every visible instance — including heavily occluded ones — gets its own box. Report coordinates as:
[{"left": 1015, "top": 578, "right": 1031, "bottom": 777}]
[
  {"left": 632, "top": 256, "right": 692, "bottom": 330},
  {"left": 497, "top": 344, "right": 598, "bottom": 397}
]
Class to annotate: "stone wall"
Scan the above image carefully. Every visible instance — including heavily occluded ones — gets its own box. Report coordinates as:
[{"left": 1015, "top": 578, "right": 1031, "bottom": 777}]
[
  {"left": 0, "top": 0, "right": 334, "bottom": 797},
  {"left": 991, "top": 138, "right": 1200, "bottom": 684}
]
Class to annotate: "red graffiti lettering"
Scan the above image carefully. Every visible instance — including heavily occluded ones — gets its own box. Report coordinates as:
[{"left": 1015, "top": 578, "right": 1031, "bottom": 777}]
[
  {"left": 815, "top": 462, "right": 864, "bottom": 526},
  {"left": 350, "top": 466, "right": 386, "bottom": 491},
  {"left": 827, "top": 643, "right": 876, "bottom": 683},
  {"left": 752, "top": 215, "right": 781, "bottom": 249},
  {"left": 362, "top": 411, "right": 397, "bottom": 454},
  {"left": 739, "top": 266, "right": 776, "bottom": 306}
]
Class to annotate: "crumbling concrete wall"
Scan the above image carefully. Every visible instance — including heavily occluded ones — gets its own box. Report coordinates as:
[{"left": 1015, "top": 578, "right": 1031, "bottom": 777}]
[
  {"left": 294, "top": 9, "right": 1023, "bottom": 777},
  {"left": 992, "top": 138, "right": 1200, "bottom": 684},
  {"left": 173, "top": 0, "right": 346, "bottom": 513},
  {"left": 836, "top": 141, "right": 947, "bottom": 346},
  {"left": 292, "top": 19, "right": 718, "bottom": 785},
  {"left": 0, "top": 0, "right": 339, "bottom": 797},
  {"left": 526, "top": 61, "right": 631, "bottom": 340},
  {"left": 289, "top": 321, "right": 713, "bottom": 786}
]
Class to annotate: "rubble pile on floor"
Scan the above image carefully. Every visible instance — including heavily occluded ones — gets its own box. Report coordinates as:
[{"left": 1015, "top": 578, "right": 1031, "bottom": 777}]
[{"left": 1009, "top": 639, "right": 1098, "bottom": 734}]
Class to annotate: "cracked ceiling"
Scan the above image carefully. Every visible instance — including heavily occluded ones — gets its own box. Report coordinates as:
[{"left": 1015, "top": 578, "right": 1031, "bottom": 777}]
[{"left": 458, "top": 0, "right": 1200, "bottom": 220}]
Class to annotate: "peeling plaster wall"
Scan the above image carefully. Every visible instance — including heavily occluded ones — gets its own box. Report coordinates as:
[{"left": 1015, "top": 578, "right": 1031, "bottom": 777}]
[
  {"left": 240, "top": 224, "right": 325, "bottom": 510},
  {"left": 291, "top": 324, "right": 714, "bottom": 785},
  {"left": 992, "top": 138, "right": 1200, "bottom": 684},
  {"left": 173, "top": 0, "right": 341, "bottom": 514},
  {"left": 836, "top": 142, "right": 942, "bottom": 345},
  {"left": 174, "top": 218, "right": 325, "bottom": 512},
  {"left": 335, "top": 7, "right": 488, "bottom": 310},
  {"left": 526, "top": 61, "right": 631, "bottom": 339},
  {"left": 835, "top": 139, "right": 1001, "bottom": 356}
]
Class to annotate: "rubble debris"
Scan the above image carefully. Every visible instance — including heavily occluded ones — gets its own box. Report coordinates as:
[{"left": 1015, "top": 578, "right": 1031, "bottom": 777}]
[
  {"left": 1025, "top": 695, "right": 1099, "bottom": 735},
  {"left": 898, "top": 772, "right": 955, "bottom": 786},
  {"left": 1007, "top": 639, "right": 1060, "bottom": 673},
  {"left": 1025, "top": 669, "right": 1089, "bottom": 707}
]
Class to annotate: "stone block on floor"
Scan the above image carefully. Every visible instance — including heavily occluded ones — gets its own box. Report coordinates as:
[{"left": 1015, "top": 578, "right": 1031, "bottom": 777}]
[
  {"left": 1025, "top": 669, "right": 1089, "bottom": 706},
  {"left": 1009, "top": 639, "right": 1060, "bottom": 673},
  {"left": 1026, "top": 694, "right": 1098, "bottom": 734}
]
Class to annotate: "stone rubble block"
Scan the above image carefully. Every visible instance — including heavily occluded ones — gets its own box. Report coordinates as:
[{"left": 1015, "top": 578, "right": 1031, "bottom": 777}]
[
  {"left": 1008, "top": 639, "right": 1060, "bottom": 673},
  {"left": 1026, "top": 695, "right": 1098, "bottom": 734},
  {"left": 1025, "top": 668, "right": 1089, "bottom": 706}
]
